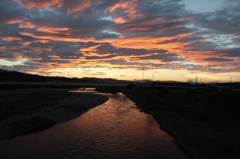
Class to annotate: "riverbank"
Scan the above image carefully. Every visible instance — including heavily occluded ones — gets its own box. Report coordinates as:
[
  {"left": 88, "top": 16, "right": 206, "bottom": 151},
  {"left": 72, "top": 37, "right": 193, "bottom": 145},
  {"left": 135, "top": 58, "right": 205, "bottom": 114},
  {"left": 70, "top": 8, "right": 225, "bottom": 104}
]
[
  {"left": 122, "top": 88, "right": 240, "bottom": 159},
  {"left": 0, "top": 89, "right": 108, "bottom": 140}
]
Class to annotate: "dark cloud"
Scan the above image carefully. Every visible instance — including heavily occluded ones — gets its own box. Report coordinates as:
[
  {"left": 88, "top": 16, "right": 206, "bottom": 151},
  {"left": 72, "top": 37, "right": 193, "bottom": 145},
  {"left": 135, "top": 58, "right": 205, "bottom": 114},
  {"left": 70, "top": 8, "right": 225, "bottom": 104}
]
[
  {"left": 96, "top": 43, "right": 168, "bottom": 56},
  {"left": 219, "top": 48, "right": 240, "bottom": 57},
  {"left": 203, "top": 57, "right": 234, "bottom": 62},
  {"left": 193, "top": 4, "right": 240, "bottom": 35},
  {"left": 0, "top": 1, "right": 26, "bottom": 24},
  {"left": 132, "top": 53, "right": 185, "bottom": 62}
]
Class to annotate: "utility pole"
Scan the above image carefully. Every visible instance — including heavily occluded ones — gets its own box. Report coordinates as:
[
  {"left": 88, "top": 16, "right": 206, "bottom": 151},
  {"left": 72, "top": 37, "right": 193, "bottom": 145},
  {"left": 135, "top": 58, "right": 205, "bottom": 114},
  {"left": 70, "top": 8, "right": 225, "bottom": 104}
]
[{"left": 195, "top": 76, "right": 198, "bottom": 85}]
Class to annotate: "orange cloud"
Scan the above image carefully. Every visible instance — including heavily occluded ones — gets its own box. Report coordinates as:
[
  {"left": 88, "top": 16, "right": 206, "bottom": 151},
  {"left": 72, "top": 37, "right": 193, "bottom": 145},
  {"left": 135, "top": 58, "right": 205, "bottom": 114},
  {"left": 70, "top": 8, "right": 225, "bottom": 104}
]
[
  {"left": 127, "top": 27, "right": 152, "bottom": 31},
  {"left": 19, "top": 41, "right": 32, "bottom": 46},
  {"left": 114, "top": 17, "right": 166, "bottom": 32},
  {"left": 2, "top": 55, "right": 23, "bottom": 62},
  {"left": 82, "top": 72, "right": 107, "bottom": 76},
  {"left": 33, "top": 40, "right": 50, "bottom": 43},
  {"left": 99, "top": 31, "right": 197, "bottom": 51},
  {"left": 109, "top": 0, "right": 137, "bottom": 12},
  {"left": 223, "top": 35, "right": 240, "bottom": 38},
  {"left": 170, "top": 16, "right": 197, "bottom": 22},
  {"left": 97, "top": 31, "right": 226, "bottom": 65},
  {"left": 19, "top": 22, "right": 36, "bottom": 29},
  {"left": 28, "top": 46, "right": 54, "bottom": 52},
  {"left": 36, "top": 26, "right": 70, "bottom": 34},
  {"left": 109, "top": 0, "right": 142, "bottom": 20},
  {"left": 4, "top": 18, "right": 27, "bottom": 24},
  {"left": 1, "top": 37, "right": 22, "bottom": 41},
  {"left": 0, "top": 46, "right": 6, "bottom": 51},
  {"left": 66, "top": 0, "right": 92, "bottom": 14},
  {"left": 19, "top": 32, "right": 94, "bottom": 42},
  {"left": 80, "top": 44, "right": 103, "bottom": 52},
  {"left": 19, "top": 22, "right": 71, "bottom": 36},
  {"left": 14, "top": 0, "right": 63, "bottom": 9},
  {"left": 112, "top": 17, "right": 127, "bottom": 24}
]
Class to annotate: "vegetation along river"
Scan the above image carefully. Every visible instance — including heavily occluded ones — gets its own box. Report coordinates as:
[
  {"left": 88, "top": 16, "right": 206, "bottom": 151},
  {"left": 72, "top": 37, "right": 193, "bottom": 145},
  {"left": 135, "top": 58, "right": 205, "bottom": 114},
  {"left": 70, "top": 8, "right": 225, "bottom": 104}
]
[{"left": 0, "top": 89, "right": 190, "bottom": 159}]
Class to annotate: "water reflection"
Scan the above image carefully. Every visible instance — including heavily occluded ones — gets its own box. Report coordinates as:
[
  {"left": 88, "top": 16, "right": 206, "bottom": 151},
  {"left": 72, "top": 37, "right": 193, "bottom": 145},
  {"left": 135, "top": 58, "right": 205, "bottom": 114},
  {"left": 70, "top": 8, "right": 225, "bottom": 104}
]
[{"left": 0, "top": 89, "right": 190, "bottom": 159}]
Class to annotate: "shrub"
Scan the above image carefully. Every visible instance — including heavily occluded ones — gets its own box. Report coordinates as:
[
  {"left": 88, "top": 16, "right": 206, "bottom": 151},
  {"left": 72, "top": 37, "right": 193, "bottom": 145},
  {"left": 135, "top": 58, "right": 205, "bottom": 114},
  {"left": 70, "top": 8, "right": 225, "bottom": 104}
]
[{"left": 127, "top": 83, "right": 135, "bottom": 89}]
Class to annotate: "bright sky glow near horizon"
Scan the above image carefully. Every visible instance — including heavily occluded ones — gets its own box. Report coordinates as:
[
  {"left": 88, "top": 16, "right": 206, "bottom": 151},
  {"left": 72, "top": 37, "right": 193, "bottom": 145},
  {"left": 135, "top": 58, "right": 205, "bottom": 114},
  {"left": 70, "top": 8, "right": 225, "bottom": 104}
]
[{"left": 0, "top": 0, "right": 240, "bottom": 83}]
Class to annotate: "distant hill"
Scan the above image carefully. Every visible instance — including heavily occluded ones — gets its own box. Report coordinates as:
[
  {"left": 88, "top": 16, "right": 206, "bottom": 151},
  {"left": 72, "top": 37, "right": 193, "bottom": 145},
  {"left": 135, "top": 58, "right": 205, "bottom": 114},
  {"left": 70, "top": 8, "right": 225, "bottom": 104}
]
[
  {"left": 0, "top": 69, "right": 8, "bottom": 72},
  {"left": 0, "top": 69, "right": 71, "bottom": 82},
  {"left": 0, "top": 69, "right": 131, "bottom": 84}
]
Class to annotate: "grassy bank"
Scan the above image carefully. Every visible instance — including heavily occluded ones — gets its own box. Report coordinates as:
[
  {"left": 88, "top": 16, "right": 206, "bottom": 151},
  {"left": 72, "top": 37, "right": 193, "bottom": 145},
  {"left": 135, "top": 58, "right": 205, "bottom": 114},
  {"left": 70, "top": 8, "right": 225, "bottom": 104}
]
[
  {"left": 0, "top": 90, "right": 71, "bottom": 140},
  {"left": 0, "top": 90, "right": 71, "bottom": 121},
  {"left": 7, "top": 116, "right": 56, "bottom": 138},
  {"left": 153, "top": 109, "right": 240, "bottom": 159},
  {"left": 123, "top": 88, "right": 240, "bottom": 159},
  {"left": 0, "top": 89, "right": 109, "bottom": 140}
]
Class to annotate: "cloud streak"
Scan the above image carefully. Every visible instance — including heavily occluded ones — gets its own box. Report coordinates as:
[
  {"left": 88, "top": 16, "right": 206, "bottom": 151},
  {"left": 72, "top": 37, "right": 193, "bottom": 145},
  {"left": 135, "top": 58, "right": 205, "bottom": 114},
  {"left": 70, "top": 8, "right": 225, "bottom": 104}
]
[{"left": 14, "top": 0, "right": 63, "bottom": 9}]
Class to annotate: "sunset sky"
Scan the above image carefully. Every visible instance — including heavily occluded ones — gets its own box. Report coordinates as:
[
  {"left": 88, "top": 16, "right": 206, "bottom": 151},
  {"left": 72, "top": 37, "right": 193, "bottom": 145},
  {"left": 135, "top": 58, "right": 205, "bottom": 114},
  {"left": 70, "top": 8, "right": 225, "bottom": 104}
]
[{"left": 0, "top": 0, "right": 240, "bottom": 83}]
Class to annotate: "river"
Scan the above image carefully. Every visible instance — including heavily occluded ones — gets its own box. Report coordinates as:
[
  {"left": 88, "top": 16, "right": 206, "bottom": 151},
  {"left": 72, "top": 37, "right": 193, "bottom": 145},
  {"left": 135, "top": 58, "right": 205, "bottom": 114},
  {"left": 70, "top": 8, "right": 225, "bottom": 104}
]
[{"left": 0, "top": 89, "right": 190, "bottom": 159}]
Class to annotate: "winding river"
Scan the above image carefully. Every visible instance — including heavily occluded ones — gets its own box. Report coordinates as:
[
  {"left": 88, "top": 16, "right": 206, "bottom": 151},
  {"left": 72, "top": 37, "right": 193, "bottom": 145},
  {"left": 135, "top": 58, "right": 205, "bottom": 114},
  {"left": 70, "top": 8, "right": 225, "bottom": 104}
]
[{"left": 0, "top": 90, "right": 190, "bottom": 159}]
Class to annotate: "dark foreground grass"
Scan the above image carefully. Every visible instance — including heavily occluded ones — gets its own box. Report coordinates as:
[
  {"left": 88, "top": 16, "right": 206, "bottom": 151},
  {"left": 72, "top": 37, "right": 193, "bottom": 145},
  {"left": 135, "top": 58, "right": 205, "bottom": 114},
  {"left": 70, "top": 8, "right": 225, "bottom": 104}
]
[
  {"left": 0, "top": 90, "right": 71, "bottom": 121},
  {"left": 7, "top": 116, "right": 56, "bottom": 138},
  {"left": 154, "top": 109, "right": 240, "bottom": 159},
  {"left": 123, "top": 88, "right": 240, "bottom": 159}
]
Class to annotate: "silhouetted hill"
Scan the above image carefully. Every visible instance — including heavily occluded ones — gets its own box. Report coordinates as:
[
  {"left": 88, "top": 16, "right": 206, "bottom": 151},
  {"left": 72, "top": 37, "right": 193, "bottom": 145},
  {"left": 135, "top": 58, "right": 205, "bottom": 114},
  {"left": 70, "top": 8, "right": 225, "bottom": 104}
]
[
  {"left": 0, "top": 69, "right": 131, "bottom": 84},
  {"left": 0, "top": 69, "right": 8, "bottom": 72},
  {"left": 0, "top": 70, "right": 72, "bottom": 82}
]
